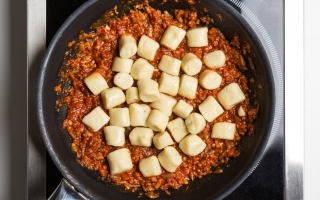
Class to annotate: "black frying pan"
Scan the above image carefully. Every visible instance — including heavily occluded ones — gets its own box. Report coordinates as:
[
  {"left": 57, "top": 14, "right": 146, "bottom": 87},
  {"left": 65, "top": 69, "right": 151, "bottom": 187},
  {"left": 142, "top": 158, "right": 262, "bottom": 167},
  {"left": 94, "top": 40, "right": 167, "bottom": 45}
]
[{"left": 37, "top": 0, "right": 275, "bottom": 199}]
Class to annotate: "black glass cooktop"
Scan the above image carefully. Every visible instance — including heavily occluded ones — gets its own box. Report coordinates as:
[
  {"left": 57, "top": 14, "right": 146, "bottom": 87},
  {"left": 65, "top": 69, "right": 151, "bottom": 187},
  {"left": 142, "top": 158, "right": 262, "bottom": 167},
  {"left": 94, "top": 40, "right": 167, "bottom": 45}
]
[{"left": 46, "top": 0, "right": 284, "bottom": 199}]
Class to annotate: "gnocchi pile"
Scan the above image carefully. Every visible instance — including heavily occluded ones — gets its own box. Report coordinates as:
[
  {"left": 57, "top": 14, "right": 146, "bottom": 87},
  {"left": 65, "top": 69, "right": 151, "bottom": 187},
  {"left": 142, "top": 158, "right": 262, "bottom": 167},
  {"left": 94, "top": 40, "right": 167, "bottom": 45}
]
[{"left": 82, "top": 25, "right": 246, "bottom": 177}]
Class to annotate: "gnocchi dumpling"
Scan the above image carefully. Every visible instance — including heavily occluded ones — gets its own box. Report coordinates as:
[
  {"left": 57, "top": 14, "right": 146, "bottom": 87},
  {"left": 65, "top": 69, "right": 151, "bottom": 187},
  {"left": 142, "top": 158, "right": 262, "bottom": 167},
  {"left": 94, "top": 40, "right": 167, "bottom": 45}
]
[
  {"left": 103, "top": 126, "right": 125, "bottom": 146},
  {"left": 238, "top": 106, "right": 246, "bottom": 117},
  {"left": 158, "top": 55, "right": 182, "bottom": 76},
  {"left": 113, "top": 72, "right": 134, "bottom": 90},
  {"left": 179, "top": 134, "right": 206, "bottom": 156},
  {"left": 139, "top": 156, "right": 162, "bottom": 177},
  {"left": 160, "top": 25, "right": 186, "bottom": 50},
  {"left": 211, "top": 122, "right": 236, "bottom": 140},
  {"left": 146, "top": 110, "right": 169, "bottom": 132},
  {"left": 178, "top": 74, "right": 198, "bottom": 99},
  {"left": 217, "top": 83, "right": 246, "bottom": 110},
  {"left": 172, "top": 100, "right": 193, "bottom": 119},
  {"left": 157, "top": 146, "right": 182, "bottom": 173},
  {"left": 137, "top": 35, "right": 160, "bottom": 60},
  {"left": 153, "top": 131, "right": 174, "bottom": 150},
  {"left": 82, "top": 106, "right": 110, "bottom": 132},
  {"left": 109, "top": 108, "right": 130, "bottom": 127},
  {"left": 101, "top": 87, "right": 126, "bottom": 109},
  {"left": 198, "top": 70, "right": 222, "bottom": 90},
  {"left": 129, "top": 103, "right": 151, "bottom": 127},
  {"left": 119, "top": 34, "right": 137, "bottom": 59},
  {"left": 106, "top": 148, "right": 133, "bottom": 175},
  {"left": 186, "top": 27, "right": 208, "bottom": 47},
  {"left": 129, "top": 127, "right": 154, "bottom": 147},
  {"left": 158, "top": 72, "right": 179, "bottom": 96},
  {"left": 181, "top": 53, "right": 202, "bottom": 76},
  {"left": 111, "top": 57, "right": 133, "bottom": 73},
  {"left": 137, "top": 79, "right": 160, "bottom": 103},
  {"left": 150, "top": 93, "right": 177, "bottom": 116},
  {"left": 184, "top": 113, "right": 206, "bottom": 134},
  {"left": 203, "top": 50, "right": 226, "bottom": 69},
  {"left": 125, "top": 87, "right": 140, "bottom": 104},
  {"left": 167, "top": 117, "right": 189, "bottom": 143},
  {"left": 130, "top": 58, "right": 154, "bottom": 80},
  {"left": 198, "top": 96, "right": 224, "bottom": 122},
  {"left": 84, "top": 72, "right": 109, "bottom": 95}
]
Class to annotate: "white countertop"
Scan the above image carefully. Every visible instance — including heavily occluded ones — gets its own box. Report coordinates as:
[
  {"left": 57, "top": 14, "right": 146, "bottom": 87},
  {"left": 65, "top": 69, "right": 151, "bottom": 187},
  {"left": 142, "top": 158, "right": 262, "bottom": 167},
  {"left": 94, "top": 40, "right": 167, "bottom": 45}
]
[
  {"left": 304, "top": 0, "right": 320, "bottom": 199},
  {"left": 0, "top": 0, "right": 27, "bottom": 199}
]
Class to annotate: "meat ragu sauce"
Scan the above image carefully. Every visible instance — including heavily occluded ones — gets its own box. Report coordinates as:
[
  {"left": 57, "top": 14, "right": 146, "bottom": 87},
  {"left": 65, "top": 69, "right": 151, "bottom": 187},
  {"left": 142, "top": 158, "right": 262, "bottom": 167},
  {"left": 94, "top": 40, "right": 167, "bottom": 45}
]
[{"left": 55, "top": 3, "right": 258, "bottom": 197}]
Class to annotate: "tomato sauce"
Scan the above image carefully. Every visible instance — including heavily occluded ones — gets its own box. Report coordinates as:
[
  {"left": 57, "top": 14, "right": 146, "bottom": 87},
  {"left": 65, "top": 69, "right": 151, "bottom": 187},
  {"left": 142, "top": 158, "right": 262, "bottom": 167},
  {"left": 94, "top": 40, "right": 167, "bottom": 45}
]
[{"left": 56, "top": 4, "right": 258, "bottom": 197}]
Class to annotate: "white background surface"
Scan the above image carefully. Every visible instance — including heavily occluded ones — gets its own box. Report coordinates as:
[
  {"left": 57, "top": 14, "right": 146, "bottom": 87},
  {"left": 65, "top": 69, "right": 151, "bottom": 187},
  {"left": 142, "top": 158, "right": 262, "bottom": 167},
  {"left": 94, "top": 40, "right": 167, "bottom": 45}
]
[
  {"left": 304, "top": 0, "right": 320, "bottom": 199},
  {"left": 0, "top": 0, "right": 319, "bottom": 199},
  {"left": 0, "top": 0, "right": 27, "bottom": 199}
]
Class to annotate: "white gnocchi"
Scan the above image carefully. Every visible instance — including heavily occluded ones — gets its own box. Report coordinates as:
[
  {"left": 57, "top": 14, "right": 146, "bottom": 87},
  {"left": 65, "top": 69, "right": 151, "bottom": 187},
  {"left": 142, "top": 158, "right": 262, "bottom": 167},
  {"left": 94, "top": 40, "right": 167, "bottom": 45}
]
[
  {"left": 186, "top": 27, "right": 208, "bottom": 47},
  {"left": 119, "top": 34, "right": 137, "bottom": 59},
  {"left": 82, "top": 106, "right": 110, "bottom": 132},
  {"left": 157, "top": 146, "right": 182, "bottom": 173},
  {"left": 181, "top": 53, "right": 202, "bottom": 76},
  {"left": 125, "top": 87, "right": 140, "bottom": 104},
  {"left": 211, "top": 122, "right": 236, "bottom": 140},
  {"left": 103, "top": 126, "right": 125, "bottom": 146},
  {"left": 77, "top": 22, "right": 254, "bottom": 178},
  {"left": 107, "top": 148, "right": 133, "bottom": 175},
  {"left": 167, "top": 117, "right": 189, "bottom": 143},
  {"left": 137, "top": 79, "right": 160, "bottom": 103},
  {"left": 203, "top": 50, "right": 226, "bottom": 69},
  {"left": 109, "top": 108, "right": 130, "bottom": 127},
  {"left": 158, "top": 55, "right": 182, "bottom": 76},
  {"left": 150, "top": 93, "right": 177, "bottom": 116},
  {"left": 184, "top": 113, "right": 206, "bottom": 134},
  {"left": 113, "top": 72, "right": 134, "bottom": 90},
  {"left": 111, "top": 57, "right": 133, "bottom": 73},
  {"left": 152, "top": 131, "right": 174, "bottom": 150},
  {"left": 137, "top": 35, "right": 160, "bottom": 60},
  {"left": 158, "top": 72, "right": 179, "bottom": 96},
  {"left": 217, "top": 83, "right": 246, "bottom": 110},
  {"left": 179, "top": 134, "right": 206, "bottom": 156},
  {"left": 160, "top": 25, "right": 186, "bottom": 50},
  {"left": 172, "top": 100, "right": 193, "bottom": 119},
  {"left": 198, "top": 96, "right": 224, "bottom": 122},
  {"left": 130, "top": 58, "right": 154, "bottom": 80},
  {"left": 238, "top": 106, "right": 246, "bottom": 117},
  {"left": 129, "top": 103, "right": 151, "bottom": 127},
  {"left": 129, "top": 127, "right": 154, "bottom": 147},
  {"left": 139, "top": 156, "right": 162, "bottom": 177},
  {"left": 198, "top": 70, "right": 222, "bottom": 90},
  {"left": 178, "top": 74, "right": 198, "bottom": 99},
  {"left": 84, "top": 72, "right": 109, "bottom": 95},
  {"left": 146, "top": 109, "right": 169, "bottom": 132},
  {"left": 101, "top": 87, "right": 126, "bottom": 109}
]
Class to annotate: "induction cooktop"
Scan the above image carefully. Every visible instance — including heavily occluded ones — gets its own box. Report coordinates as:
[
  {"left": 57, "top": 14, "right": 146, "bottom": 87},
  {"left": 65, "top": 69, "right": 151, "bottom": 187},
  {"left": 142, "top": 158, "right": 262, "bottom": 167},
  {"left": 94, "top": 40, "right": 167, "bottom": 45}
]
[{"left": 41, "top": 0, "right": 284, "bottom": 199}]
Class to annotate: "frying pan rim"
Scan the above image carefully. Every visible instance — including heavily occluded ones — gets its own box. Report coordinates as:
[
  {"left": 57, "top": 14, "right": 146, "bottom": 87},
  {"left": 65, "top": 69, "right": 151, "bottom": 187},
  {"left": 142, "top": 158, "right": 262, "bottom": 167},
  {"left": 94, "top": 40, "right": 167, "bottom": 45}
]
[{"left": 37, "top": 0, "right": 276, "bottom": 199}]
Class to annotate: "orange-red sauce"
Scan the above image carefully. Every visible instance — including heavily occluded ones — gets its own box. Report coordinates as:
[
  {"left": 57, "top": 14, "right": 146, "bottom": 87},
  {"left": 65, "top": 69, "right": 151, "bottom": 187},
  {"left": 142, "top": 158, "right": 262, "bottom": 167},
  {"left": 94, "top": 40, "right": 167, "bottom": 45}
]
[{"left": 56, "top": 4, "right": 258, "bottom": 196}]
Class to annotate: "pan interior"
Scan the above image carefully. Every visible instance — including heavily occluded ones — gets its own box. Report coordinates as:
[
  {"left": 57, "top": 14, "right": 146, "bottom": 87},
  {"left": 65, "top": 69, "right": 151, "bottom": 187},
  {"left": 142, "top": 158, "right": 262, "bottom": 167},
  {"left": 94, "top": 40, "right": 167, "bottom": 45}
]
[{"left": 37, "top": 0, "right": 275, "bottom": 199}]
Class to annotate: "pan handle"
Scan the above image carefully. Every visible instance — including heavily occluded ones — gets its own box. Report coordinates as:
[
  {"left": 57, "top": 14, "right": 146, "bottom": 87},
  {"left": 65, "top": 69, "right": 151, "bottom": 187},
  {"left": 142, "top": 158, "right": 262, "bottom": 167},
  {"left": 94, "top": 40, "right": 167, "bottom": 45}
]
[{"left": 48, "top": 178, "right": 88, "bottom": 200}]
